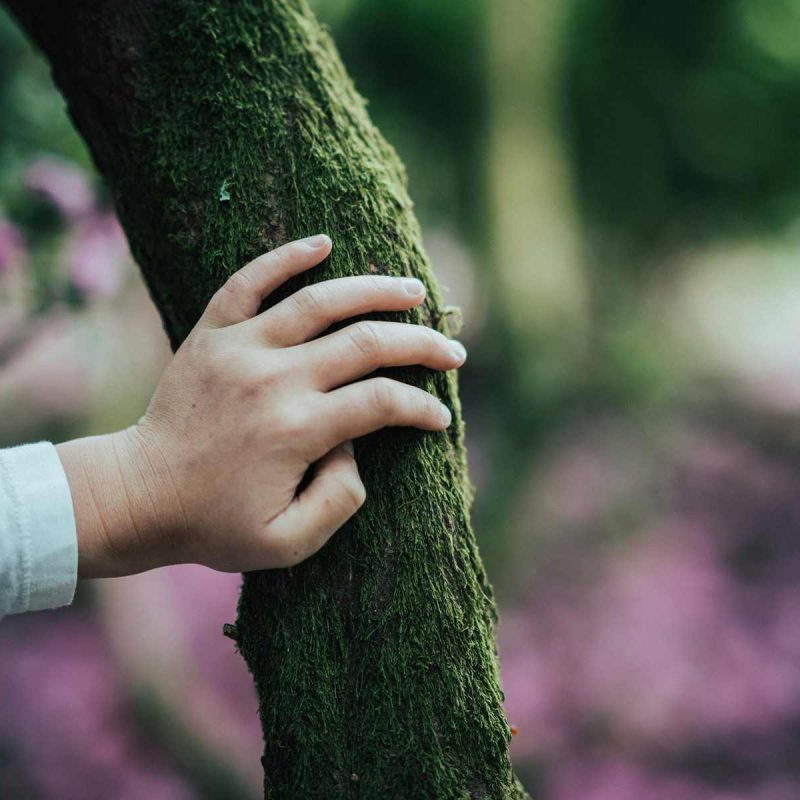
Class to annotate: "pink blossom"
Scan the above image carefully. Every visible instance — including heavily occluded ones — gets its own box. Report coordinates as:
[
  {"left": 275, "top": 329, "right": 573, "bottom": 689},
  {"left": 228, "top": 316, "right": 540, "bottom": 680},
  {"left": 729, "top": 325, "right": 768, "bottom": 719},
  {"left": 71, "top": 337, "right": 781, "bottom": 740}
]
[
  {"left": 0, "top": 215, "right": 27, "bottom": 274},
  {"left": 64, "top": 212, "right": 129, "bottom": 298},
  {"left": 768, "top": 586, "right": 800, "bottom": 660},
  {"left": 164, "top": 565, "right": 259, "bottom": 716},
  {"left": 579, "top": 522, "right": 800, "bottom": 742},
  {"left": 541, "top": 444, "right": 628, "bottom": 525},
  {"left": 501, "top": 520, "right": 800, "bottom": 756},
  {"left": 548, "top": 758, "right": 800, "bottom": 800},
  {"left": 549, "top": 758, "right": 701, "bottom": 800},
  {"left": 97, "top": 567, "right": 263, "bottom": 789},
  {"left": 24, "top": 156, "right": 95, "bottom": 220},
  {"left": 502, "top": 429, "right": 800, "bottom": 763},
  {"left": 500, "top": 608, "right": 576, "bottom": 757},
  {"left": 0, "top": 611, "right": 198, "bottom": 800},
  {"left": 0, "top": 311, "right": 89, "bottom": 420}
]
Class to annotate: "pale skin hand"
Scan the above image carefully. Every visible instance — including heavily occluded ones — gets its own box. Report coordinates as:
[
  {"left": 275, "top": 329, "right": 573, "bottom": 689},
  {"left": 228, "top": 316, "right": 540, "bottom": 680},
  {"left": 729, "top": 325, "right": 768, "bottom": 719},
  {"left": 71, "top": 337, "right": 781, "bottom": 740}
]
[{"left": 57, "top": 234, "right": 467, "bottom": 579}]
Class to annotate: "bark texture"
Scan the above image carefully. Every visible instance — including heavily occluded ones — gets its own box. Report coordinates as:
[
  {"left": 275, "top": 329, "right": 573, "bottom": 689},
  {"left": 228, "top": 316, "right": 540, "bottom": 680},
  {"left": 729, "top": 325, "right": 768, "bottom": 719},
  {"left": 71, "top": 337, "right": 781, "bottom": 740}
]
[{"left": 5, "top": 1, "right": 528, "bottom": 797}]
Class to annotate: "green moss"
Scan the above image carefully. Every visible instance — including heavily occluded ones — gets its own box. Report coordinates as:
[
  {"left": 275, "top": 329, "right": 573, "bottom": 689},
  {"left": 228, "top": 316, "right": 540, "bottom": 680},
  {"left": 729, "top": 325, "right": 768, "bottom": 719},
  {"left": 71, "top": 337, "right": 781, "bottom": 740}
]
[{"left": 8, "top": 0, "right": 530, "bottom": 796}]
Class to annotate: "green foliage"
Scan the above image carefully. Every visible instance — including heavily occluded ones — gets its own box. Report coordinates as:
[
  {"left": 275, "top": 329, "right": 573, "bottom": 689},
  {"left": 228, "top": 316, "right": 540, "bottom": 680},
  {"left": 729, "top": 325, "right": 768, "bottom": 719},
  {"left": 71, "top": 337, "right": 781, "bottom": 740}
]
[
  {"left": 564, "top": 0, "right": 800, "bottom": 252},
  {"left": 0, "top": 12, "right": 89, "bottom": 193},
  {"left": 314, "top": 0, "right": 486, "bottom": 233}
]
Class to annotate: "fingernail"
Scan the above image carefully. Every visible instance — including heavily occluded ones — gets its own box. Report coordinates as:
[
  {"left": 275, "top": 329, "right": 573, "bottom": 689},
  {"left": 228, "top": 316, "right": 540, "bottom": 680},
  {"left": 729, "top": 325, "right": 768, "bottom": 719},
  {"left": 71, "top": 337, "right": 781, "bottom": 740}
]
[
  {"left": 450, "top": 340, "right": 467, "bottom": 362},
  {"left": 342, "top": 439, "right": 354, "bottom": 455},
  {"left": 402, "top": 278, "right": 425, "bottom": 296},
  {"left": 440, "top": 403, "right": 452, "bottom": 427},
  {"left": 301, "top": 234, "right": 330, "bottom": 249}
]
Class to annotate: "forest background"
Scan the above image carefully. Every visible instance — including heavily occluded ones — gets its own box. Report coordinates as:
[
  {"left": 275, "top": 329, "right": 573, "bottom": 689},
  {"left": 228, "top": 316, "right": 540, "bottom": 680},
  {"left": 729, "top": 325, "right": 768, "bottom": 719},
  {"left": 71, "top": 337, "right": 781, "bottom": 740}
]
[{"left": 3, "top": 1, "right": 800, "bottom": 798}]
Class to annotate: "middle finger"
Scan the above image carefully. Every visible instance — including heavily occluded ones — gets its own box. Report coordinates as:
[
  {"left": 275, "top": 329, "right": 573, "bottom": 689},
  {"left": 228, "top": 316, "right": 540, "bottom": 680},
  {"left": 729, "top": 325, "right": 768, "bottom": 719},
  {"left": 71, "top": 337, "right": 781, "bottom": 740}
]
[{"left": 295, "top": 320, "right": 466, "bottom": 391}]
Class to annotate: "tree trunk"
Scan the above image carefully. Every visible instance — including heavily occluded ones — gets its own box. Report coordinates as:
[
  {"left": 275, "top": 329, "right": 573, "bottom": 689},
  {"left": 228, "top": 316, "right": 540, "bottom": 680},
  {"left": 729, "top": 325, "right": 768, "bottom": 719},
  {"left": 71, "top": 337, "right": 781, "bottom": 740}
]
[
  {"left": 487, "top": 0, "right": 586, "bottom": 341},
  {"left": 5, "top": 1, "right": 528, "bottom": 797}
]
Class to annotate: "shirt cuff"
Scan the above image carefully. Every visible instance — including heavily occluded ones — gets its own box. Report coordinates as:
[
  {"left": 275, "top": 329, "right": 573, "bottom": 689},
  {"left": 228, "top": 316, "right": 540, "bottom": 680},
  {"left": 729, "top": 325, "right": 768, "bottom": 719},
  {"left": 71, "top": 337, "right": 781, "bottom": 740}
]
[{"left": 1, "top": 441, "right": 78, "bottom": 614}]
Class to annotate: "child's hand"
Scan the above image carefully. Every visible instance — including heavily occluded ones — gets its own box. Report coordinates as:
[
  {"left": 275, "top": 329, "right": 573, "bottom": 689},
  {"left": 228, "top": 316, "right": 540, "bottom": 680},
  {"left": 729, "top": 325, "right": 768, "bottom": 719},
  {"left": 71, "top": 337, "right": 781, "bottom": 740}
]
[{"left": 58, "top": 235, "right": 466, "bottom": 578}]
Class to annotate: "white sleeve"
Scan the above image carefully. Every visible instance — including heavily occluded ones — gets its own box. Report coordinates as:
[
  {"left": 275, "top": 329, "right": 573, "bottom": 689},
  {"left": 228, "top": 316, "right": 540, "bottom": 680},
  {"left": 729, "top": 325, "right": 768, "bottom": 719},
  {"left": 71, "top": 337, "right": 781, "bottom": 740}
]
[{"left": 0, "top": 441, "right": 78, "bottom": 619}]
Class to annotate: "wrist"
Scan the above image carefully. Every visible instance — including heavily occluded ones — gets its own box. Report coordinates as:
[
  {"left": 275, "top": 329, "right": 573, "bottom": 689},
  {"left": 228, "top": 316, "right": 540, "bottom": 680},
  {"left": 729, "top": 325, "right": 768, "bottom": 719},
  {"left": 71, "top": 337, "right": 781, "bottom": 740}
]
[
  {"left": 56, "top": 425, "right": 183, "bottom": 578},
  {"left": 119, "top": 421, "right": 190, "bottom": 568}
]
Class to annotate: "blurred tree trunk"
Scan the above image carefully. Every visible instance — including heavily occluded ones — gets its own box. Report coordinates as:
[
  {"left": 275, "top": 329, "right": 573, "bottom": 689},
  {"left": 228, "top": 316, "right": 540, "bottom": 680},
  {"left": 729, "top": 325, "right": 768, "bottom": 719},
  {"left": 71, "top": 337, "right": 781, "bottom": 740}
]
[
  {"left": 5, "top": 1, "right": 528, "bottom": 797},
  {"left": 478, "top": 0, "right": 587, "bottom": 583},
  {"left": 487, "top": 0, "right": 586, "bottom": 344}
]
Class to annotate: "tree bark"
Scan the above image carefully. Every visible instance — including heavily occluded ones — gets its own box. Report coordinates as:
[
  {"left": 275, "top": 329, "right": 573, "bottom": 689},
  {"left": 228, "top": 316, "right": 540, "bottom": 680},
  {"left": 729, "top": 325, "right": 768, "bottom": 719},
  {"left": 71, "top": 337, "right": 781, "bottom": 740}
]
[{"left": 5, "top": 1, "right": 528, "bottom": 797}]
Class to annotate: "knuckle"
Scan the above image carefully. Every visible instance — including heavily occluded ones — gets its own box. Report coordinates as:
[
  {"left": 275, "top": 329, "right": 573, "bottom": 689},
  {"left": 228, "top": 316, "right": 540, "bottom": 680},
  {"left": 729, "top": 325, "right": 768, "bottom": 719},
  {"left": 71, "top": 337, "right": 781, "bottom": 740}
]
[
  {"left": 370, "top": 377, "right": 396, "bottom": 415},
  {"left": 251, "top": 252, "right": 276, "bottom": 274},
  {"left": 349, "top": 321, "right": 381, "bottom": 358},
  {"left": 334, "top": 471, "right": 367, "bottom": 511},
  {"left": 258, "top": 358, "right": 285, "bottom": 387},
  {"left": 292, "top": 285, "right": 325, "bottom": 318},
  {"left": 237, "top": 371, "right": 266, "bottom": 400},
  {"left": 206, "top": 286, "right": 229, "bottom": 317},
  {"left": 365, "top": 274, "right": 386, "bottom": 294},
  {"left": 280, "top": 407, "right": 311, "bottom": 438},
  {"left": 223, "top": 268, "right": 255, "bottom": 298},
  {"left": 211, "top": 270, "right": 255, "bottom": 320},
  {"left": 425, "top": 325, "right": 444, "bottom": 352},
  {"left": 231, "top": 352, "right": 281, "bottom": 394},
  {"left": 419, "top": 390, "right": 440, "bottom": 420},
  {"left": 270, "top": 246, "right": 301, "bottom": 275}
]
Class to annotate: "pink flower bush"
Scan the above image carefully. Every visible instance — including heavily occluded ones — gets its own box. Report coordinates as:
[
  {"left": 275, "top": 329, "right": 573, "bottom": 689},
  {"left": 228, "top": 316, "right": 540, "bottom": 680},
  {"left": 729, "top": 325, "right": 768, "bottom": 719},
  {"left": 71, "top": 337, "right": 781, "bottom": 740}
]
[
  {"left": 22, "top": 156, "right": 130, "bottom": 299},
  {"left": 548, "top": 758, "right": 800, "bottom": 800},
  {"left": 64, "top": 212, "right": 128, "bottom": 298},
  {"left": 0, "top": 158, "right": 133, "bottom": 426},
  {"left": 0, "top": 215, "right": 26, "bottom": 274},
  {"left": 0, "top": 611, "right": 198, "bottom": 800},
  {"left": 583, "top": 523, "right": 800, "bottom": 741},
  {"left": 24, "top": 156, "right": 95, "bottom": 221},
  {"left": 0, "top": 311, "right": 89, "bottom": 419},
  {"left": 501, "top": 430, "right": 800, "bottom": 797},
  {"left": 89, "top": 566, "right": 263, "bottom": 791}
]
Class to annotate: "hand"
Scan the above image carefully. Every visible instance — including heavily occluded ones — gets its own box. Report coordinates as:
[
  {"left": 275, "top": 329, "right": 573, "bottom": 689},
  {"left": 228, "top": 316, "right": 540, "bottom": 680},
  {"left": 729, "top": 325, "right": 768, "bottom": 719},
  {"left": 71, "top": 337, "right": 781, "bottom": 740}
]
[{"left": 58, "top": 235, "right": 466, "bottom": 578}]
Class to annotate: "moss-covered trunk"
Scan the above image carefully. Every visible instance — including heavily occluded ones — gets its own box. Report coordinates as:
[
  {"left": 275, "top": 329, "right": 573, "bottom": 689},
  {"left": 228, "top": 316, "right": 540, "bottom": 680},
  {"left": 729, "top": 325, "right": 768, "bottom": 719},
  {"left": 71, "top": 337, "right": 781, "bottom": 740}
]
[{"left": 5, "top": 1, "right": 528, "bottom": 796}]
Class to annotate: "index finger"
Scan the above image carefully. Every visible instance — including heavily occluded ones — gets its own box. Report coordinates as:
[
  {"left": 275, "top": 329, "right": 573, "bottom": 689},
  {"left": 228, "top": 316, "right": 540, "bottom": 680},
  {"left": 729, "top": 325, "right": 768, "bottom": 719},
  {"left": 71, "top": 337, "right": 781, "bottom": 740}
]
[{"left": 200, "top": 234, "right": 332, "bottom": 328}]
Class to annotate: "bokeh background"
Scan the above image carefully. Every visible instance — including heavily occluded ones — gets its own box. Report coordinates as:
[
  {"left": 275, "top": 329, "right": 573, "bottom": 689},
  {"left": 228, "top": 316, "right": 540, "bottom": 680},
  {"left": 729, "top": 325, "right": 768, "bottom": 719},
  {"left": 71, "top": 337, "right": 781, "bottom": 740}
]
[{"left": 3, "top": 1, "right": 800, "bottom": 798}]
